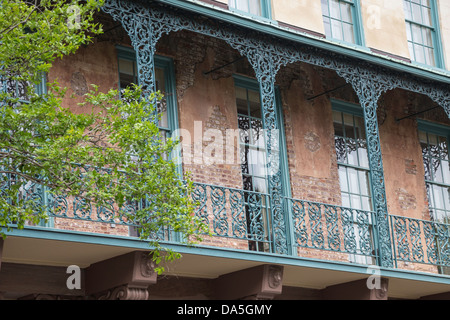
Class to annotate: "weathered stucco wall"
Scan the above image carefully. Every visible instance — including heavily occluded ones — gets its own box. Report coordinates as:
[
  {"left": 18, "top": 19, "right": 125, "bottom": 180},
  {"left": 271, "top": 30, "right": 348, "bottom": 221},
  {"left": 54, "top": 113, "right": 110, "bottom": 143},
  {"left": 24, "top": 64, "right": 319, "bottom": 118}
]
[
  {"left": 48, "top": 41, "right": 119, "bottom": 114},
  {"left": 378, "top": 89, "right": 430, "bottom": 221},
  {"left": 437, "top": 0, "right": 450, "bottom": 69},
  {"left": 272, "top": 0, "right": 325, "bottom": 35},
  {"left": 360, "top": 0, "right": 410, "bottom": 59}
]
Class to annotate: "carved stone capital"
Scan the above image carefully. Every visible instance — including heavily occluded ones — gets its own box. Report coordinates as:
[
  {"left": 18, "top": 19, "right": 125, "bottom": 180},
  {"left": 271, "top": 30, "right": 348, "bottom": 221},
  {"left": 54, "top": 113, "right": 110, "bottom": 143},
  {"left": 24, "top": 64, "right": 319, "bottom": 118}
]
[
  {"left": 369, "top": 278, "right": 389, "bottom": 301},
  {"left": 98, "top": 285, "right": 149, "bottom": 300}
]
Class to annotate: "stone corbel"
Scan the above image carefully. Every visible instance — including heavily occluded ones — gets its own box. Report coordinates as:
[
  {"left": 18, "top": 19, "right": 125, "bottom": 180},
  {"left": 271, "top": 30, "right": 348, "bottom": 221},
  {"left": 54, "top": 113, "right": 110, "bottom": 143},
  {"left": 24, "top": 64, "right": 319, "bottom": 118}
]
[
  {"left": 97, "top": 284, "right": 150, "bottom": 300},
  {"left": 86, "top": 251, "right": 157, "bottom": 300},
  {"left": 214, "top": 265, "right": 284, "bottom": 300}
]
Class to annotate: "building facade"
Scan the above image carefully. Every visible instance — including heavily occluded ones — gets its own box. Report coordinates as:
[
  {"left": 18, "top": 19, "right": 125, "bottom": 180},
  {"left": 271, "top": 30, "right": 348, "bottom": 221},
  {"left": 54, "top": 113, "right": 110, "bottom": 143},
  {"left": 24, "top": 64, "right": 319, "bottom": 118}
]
[{"left": 1, "top": 0, "right": 450, "bottom": 300}]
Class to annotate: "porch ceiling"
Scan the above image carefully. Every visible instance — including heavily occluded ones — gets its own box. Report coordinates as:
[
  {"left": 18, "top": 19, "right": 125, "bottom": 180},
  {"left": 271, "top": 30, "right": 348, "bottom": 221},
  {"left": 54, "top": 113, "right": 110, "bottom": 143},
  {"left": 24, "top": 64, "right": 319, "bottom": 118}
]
[{"left": 2, "top": 235, "right": 450, "bottom": 300}]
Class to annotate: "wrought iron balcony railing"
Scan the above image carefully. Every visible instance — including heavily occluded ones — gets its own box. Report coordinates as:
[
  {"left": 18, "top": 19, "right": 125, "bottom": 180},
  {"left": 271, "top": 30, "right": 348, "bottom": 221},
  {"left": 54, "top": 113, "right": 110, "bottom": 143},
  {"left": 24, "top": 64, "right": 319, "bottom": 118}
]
[
  {"left": 390, "top": 215, "right": 450, "bottom": 272},
  {"left": 3, "top": 173, "right": 450, "bottom": 274},
  {"left": 284, "top": 197, "right": 378, "bottom": 265}
]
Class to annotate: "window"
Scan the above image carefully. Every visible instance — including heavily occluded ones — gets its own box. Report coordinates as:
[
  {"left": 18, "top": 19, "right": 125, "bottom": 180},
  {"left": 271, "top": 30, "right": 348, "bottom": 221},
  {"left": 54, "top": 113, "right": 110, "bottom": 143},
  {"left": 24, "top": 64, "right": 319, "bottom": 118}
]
[
  {"left": 117, "top": 47, "right": 179, "bottom": 239},
  {"left": 235, "top": 76, "right": 270, "bottom": 252},
  {"left": 321, "top": 0, "right": 363, "bottom": 45},
  {"left": 419, "top": 124, "right": 450, "bottom": 223},
  {"left": 229, "top": 0, "right": 272, "bottom": 19},
  {"left": 1, "top": 73, "right": 46, "bottom": 102},
  {"left": 332, "top": 101, "right": 374, "bottom": 264},
  {"left": 418, "top": 121, "right": 450, "bottom": 274},
  {"left": 117, "top": 47, "right": 178, "bottom": 145},
  {"left": 403, "top": 0, "right": 444, "bottom": 68},
  {"left": 0, "top": 73, "right": 48, "bottom": 227},
  {"left": 236, "top": 79, "right": 268, "bottom": 196},
  {"left": 233, "top": 75, "right": 290, "bottom": 253}
]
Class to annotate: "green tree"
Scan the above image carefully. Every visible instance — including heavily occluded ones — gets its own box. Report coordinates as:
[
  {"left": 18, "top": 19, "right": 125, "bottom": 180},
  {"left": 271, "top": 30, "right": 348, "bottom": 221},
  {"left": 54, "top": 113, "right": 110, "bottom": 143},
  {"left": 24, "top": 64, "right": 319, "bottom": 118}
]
[{"left": 0, "top": 0, "right": 208, "bottom": 273}]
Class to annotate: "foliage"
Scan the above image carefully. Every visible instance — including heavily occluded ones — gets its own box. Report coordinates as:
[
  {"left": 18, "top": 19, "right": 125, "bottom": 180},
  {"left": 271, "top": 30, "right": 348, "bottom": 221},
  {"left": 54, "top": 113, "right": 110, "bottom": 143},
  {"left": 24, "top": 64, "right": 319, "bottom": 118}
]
[{"left": 0, "top": 0, "right": 208, "bottom": 273}]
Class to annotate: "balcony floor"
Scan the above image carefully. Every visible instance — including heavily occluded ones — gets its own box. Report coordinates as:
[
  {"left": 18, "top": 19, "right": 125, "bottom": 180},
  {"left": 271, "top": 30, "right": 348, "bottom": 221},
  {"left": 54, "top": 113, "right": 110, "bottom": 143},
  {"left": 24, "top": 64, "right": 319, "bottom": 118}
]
[{"left": 2, "top": 228, "right": 450, "bottom": 300}]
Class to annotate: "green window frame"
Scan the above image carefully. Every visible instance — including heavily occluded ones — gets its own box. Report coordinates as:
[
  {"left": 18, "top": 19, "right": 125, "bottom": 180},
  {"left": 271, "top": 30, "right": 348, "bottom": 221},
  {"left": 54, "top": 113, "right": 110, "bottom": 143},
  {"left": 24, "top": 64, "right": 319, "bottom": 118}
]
[
  {"left": 116, "top": 46, "right": 179, "bottom": 144},
  {"left": 233, "top": 74, "right": 290, "bottom": 253},
  {"left": 229, "top": 0, "right": 272, "bottom": 20},
  {"left": 333, "top": 101, "right": 372, "bottom": 212},
  {"left": 1, "top": 73, "right": 48, "bottom": 227},
  {"left": 403, "top": 0, "right": 445, "bottom": 68},
  {"left": 116, "top": 46, "right": 180, "bottom": 238},
  {"left": 418, "top": 121, "right": 450, "bottom": 223},
  {"left": 321, "top": 0, "right": 365, "bottom": 46},
  {"left": 1, "top": 73, "right": 46, "bottom": 103},
  {"left": 418, "top": 120, "right": 450, "bottom": 274},
  {"left": 332, "top": 99, "right": 375, "bottom": 264},
  {"left": 235, "top": 76, "right": 268, "bottom": 195}
]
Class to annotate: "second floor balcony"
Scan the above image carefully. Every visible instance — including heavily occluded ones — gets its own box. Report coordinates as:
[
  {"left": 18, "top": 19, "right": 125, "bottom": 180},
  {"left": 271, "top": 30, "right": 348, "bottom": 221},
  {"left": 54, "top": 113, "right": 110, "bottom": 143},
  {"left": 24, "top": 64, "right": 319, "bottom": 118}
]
[{"left": 3, "top": 173, "right": 450, "bottom": 278}]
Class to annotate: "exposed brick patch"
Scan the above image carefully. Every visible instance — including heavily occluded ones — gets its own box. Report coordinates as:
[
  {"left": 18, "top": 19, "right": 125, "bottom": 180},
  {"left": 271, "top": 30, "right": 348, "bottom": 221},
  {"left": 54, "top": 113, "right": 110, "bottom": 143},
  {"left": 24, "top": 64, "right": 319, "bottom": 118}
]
[
  {"left": 70, "top": 71, "right": 88, "bottom": 96},
  {"left": 304, "top": 131, "right": 321, "bottom": 153},
  {"left": 405, "top": 159, "right": 417, "bottom": 175},
  {"left": 396, "top": 188, "right": 417, "bottom": 210}
]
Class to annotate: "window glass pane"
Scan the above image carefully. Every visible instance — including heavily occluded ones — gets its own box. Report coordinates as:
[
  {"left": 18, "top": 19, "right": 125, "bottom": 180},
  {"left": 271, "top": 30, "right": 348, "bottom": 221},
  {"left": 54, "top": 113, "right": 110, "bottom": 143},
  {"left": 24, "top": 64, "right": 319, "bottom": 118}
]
[
  {"left": 408, "top": 42, "right": 415, "bottom": 60},
  {"left": 340, "top": 3, "right": 353, "bottom": 23},
  {"left": 343, "top": 113, "right": 355, "bottom": 138},
  {"left": 342, "top": 194, "right": 351, "bottom": 208},
  {"left": 361, "top": 196, "right": 372, "bottom": 211},
  {"left": 330, "top": 0, "right": 341, "bottom": 19},
  {"left": 351, "top": 195, "right": 362, "bottom": 210},
  {"left": 231, "top": 0, "right": 263, "bottom": 16},
  {"left": 339, "top": 166, "right": 349, "bottom": 192},
  {"left": 321, "top": 0, "right": 329, "bottom": 15},
  {"left": 235, "top": 86, "right": 248, "bottom": 115},
  {"left": 235, "top": 0, "right": 249, "bottom": 12},
  {"left": 406, "top": 23, "right": 412, "bottom": 41},
  {"left": 404, "top": 1, "right": 412, "bottom": 20},
  {"left": 414, "top": 43, "right": 426, "bottom": 64},
  {"left": 411, "top": 3, "right": 422, "bottom": 23},
  {"left": 238, "top": 115, "right": 250, "bottom": 144},
  {"left": 323, "top": 18, "right": 332, "bottom": 38},
  {"left": 347, "top": 141, "right": 359, "bottom": 166},
  {"left": 424, "top": 47, "right": 435, "bottom": 66},
  {"left": 358, "top": 170, "right": 370, "bottom": 196},
  {"left": 444, "top": 160, "right": 450, "bottom": 185},
  {"left": 347, "top": 167, "right": 359, "bottom": 194},
  {"left": 422, "top": 6, "right": 432, "bottom": 26},
  {"left": 248, "top": 0, "right": 261, "bottom": 16},
  {"left": 253, "top": 177, "right": 267, "bottom": 193},
  {"left": 248, "top": 89, "right": 261, "bottom": 117},
  {"left": 118, "top": 58, "right": 137, "bottom": 89},
  {"left": 411, "top": 23, "right": 422, "bottom": 43},
  {"left": 331, "top": 19, "right": 343, "bottom": 40},
  {"left": 343, "top": 23, "right": 355, "bottom": 43},
  {"left": 422, "top": 28, "right": 433, "bottom": 46},
  {"left": 155, "top": 67, "right": 168, "bottom": 128}
]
